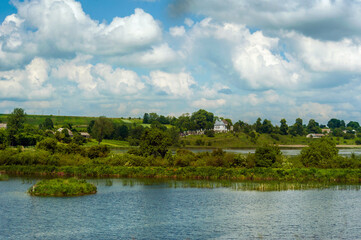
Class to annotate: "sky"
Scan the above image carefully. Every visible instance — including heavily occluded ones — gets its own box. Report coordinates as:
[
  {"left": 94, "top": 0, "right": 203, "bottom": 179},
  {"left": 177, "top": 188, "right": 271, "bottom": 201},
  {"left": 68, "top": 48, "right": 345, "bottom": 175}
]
[{"left": 1, "top": 0, "right": 361, "bottom": 125}]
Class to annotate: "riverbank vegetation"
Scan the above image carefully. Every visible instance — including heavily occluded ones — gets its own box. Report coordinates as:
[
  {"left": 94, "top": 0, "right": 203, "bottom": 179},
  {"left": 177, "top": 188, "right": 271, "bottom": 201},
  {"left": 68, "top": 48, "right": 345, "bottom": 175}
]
[
  {"left": 1, "top": 108, "right": 361, "bottom": 184},
  {"left": 28, "top": 178, "right": 97, "bottom": 196},
  {"left": 1, "top": 108, "right": 361, "bottom": 150},
  {"left": 0, "top": 173, "right": 9, "bottom": 181},
  {"left": 0, "top": 137, "right": 360, "bottom": 183}
]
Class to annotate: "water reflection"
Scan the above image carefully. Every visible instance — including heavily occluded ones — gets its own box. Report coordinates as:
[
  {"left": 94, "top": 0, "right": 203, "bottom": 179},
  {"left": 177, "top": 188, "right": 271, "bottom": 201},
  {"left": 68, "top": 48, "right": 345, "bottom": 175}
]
[{"left": 102, "top": 178, "right": 361, "bottom": 192}]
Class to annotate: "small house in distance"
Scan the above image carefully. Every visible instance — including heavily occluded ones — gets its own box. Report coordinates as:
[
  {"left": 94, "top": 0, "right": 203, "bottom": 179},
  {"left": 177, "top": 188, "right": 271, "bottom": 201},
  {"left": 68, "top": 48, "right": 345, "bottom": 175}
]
[
  {"left": 214, "top": 119, "right": 228, "bottom": 133},
  {"left": 321, "top": 129, "right": 331, "bottom": 134},
  {"left": 0, "top": 123, "right": 7, "bottom": 129},
  {"left": 57, "top": 128, "right": 74, "bottom": 137},
  {"left": 306, "top": 133, "right": 325, "bottom": 138},
  {"left": 80, "top": 132, "right": 91, "bottom": 138}
]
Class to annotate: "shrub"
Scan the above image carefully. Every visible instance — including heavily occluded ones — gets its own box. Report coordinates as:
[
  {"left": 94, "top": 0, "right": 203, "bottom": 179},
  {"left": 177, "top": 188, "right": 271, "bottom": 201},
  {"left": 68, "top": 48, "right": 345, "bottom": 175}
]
[
  {"left": 255, "top": 145, "right": 282, "bottom": 167},
  {"left": 204, "top": 130, "right": 215, "bottom": 137},
  {"left": 87, "top": 145, "right": 110, "bottom": 159},
  {"left": 37, "top": 138, "right": 57, "bottom": 153},
  {"left": 300, "top": 138, "right": 338, "bottom": 168}
]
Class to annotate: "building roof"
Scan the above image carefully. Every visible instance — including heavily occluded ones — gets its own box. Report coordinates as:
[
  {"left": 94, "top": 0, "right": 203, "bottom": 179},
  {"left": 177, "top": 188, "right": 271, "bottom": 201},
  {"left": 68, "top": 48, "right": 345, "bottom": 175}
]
[
  {"left": 0, "top": 123, "right": 7, "bottom": 129},
  {"left": 214, "top": 119, "right": 226, "bottom": 126}
]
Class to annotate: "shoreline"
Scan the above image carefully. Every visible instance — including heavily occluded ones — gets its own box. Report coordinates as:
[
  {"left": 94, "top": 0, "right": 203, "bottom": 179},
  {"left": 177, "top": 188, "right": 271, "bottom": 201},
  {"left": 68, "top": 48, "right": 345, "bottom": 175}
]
[{"left": 1, "top": 165, "right": 360, "bottom": 184}]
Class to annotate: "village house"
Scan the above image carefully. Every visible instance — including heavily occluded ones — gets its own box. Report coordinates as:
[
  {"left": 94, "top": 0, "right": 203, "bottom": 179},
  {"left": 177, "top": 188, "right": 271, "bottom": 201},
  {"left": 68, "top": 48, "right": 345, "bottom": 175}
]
[
  {"left": 80, "top": 132, "right": 91, "bottom": 138},
  {"left": 57, "top": 128, "right": 74, "bottom": 137},
  {"left": 0, "top": 123, "right": 7, "bottom": 129},
  {"left": 214, "top": 119, "right": 228, "bottom": 133},
  {"left": 306, "top": 133, "right": 325, "bottom": 138},
  {"left": 321, "top": 128, "right": 331, "bottom": 134}
]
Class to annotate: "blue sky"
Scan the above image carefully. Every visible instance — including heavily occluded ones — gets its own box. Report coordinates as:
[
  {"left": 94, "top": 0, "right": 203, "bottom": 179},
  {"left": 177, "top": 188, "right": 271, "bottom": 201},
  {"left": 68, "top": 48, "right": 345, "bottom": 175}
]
[{"left": 1, "top": 0, "right": 361, "bottom": 125}]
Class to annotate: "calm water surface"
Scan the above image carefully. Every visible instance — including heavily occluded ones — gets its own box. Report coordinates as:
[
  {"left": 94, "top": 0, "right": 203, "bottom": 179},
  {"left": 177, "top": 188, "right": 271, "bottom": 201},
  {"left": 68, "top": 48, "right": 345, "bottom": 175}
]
[{"left": 1, "top": 178, "right": 361, "bottom": 239}]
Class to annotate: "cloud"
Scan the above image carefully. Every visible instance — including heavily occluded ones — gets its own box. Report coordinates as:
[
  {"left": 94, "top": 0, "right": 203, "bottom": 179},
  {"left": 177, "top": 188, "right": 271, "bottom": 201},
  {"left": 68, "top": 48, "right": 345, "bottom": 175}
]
[
  {"left": 52, "top": 57, "right": 145, "bottom": 96},
  {"left": 113, "top": 43, "right": 180, "bottom": 68},
  {"left": 0, "top": 58, "right": 54, "bottom": 100},
  {"left": 285, "top": 32, "right": 361, "bottom": 73},
  {"left": 191, "top": 98, "right": 226, "bottom": 109},
  {"left": 178, "top": 18, "right": 307, "bottom": 90},
  {"left": 169, "top": 26, "right": 186, "bottom": 37},
  {"left": 0, "top": 0, "right": 163, "bottom": 69},
  {"left": 292, "top": 102, "right": 337, "bottom": 123},
  {"left": 148, "top": 71, "right": 196, "bottom": 97},
  {"left": 178, "top": 0, "right": 361, "bottom": 40}
]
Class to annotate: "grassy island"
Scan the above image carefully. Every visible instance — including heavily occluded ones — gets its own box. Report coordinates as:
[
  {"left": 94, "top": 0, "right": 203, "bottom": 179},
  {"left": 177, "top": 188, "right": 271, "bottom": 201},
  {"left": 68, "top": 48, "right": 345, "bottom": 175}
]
[{"left": 28, "top": 178, "right": 97, "bottom": 197}]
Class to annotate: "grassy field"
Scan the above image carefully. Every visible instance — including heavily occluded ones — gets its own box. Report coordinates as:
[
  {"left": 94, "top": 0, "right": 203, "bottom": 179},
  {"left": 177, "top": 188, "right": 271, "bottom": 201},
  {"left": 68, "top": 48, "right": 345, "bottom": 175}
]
[
  {"left": 182, "top": 132, "right": 361, "bottom": 148},
  {"left": 84, "top": 139, "right": 130, "bottom": 148},
  {"left": 0, "top": 114, "right": 143, "bottom": 129}
]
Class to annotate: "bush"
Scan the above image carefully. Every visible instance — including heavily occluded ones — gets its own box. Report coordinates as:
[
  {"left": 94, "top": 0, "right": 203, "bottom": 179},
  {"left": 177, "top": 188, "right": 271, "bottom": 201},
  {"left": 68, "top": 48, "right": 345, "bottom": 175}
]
[
  {"left": 195, "top": 139, "right": 205, "bottom": 146},
  {"left": 37, "top": 138, "right": 57, "bottom": 153},
  {"left": 87, "top": 145, "right": 110, "bottom": 159},
  {"left": 204, "top": 130, "right": 215, "bottom": 137},
  {"left": 255, "top": 145, "right": 282, "bottom": 167},
  {"left": 300, "top": 138, "right": 338, "bottom": 168}
]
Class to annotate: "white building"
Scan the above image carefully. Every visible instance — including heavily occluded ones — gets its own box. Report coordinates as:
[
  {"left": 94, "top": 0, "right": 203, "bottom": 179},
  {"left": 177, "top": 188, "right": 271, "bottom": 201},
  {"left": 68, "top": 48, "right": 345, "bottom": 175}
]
[
  {"left": 0, "top": 123, "right": 7, "bottom": 129},
  {"left": 214, "top": 120, "right": 228, "bottom": 132}
]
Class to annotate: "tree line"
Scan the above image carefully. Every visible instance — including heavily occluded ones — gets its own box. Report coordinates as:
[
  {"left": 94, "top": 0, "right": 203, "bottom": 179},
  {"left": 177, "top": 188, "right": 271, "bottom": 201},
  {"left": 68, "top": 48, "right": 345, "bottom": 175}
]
[{"left": 1, "top": 108, "right": 361, "bottom": 149}]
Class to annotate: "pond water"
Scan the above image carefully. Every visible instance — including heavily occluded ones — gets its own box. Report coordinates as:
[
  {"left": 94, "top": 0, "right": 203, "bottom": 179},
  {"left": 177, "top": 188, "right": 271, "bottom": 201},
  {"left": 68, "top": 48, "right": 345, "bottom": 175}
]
[{"left": 1, "top": 178, "right": 361, "bottom": 239}]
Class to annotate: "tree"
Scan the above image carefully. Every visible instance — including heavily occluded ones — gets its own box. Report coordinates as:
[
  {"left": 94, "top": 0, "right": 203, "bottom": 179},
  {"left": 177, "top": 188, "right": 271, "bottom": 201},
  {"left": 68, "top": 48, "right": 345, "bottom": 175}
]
[
  {"left": 255, "top": 145, "right": 282, "bottom": 167},
  {"left": 255, "top": 118, "right": 262, "bottom": 133},
  {"left": 143, "top": 113, "right": 150, "bottom": 124},
  {"left": 261, "top": 119, "right": 273, "bottom": 134},
  {"left": 290, "top": 118, "right": 305, "bottom": 136},
  {"left": 347, "top": 121, "right": 360, "bottom": 130},
  {"left": 139, "top": 128, "right": 171, "bottom": 158},
  {"left": 43, "top": 118, "right": 54, "bottom": 130},
  {"left": 7, "top": 108, "right": 27, "bottom": 146},
  {"left": 300, "top": 138, "right": 338, "bottom": 168},
  {"left": 307, "top": 119, "right": 320, "bottom": 133},
  {"left": 87, "top": 120, "right": 95, "bottom": 133},
  {"left": 7, "top": 108, "right": 26, "bottom": 132},
  {"left": 91, "top": 117, "right": 114, "bottom": 144},
  {"left": 327, "top": 118, "right": 345, "bottom": 129},
  {"left": 280, "top": 119, "right": 288, "bottom": 135},
  {"left": 191, "top": 109, "right": 214, "bottom": 130}
]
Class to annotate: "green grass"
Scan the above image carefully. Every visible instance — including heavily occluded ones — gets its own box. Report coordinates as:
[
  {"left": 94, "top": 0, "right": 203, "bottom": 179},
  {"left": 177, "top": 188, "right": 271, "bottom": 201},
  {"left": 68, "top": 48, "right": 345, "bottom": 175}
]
[
  {"left": 84, "top": 139, "right": 130, "bottom": 148},
  {"left": 0, "top": 114, "right": 144, "bottom": 128},
  {"left": 181, "top": 132, "right": 361, "bottom": 148},
  {"left": 28, "top": 178, "right": 97, "bottom": 196}
]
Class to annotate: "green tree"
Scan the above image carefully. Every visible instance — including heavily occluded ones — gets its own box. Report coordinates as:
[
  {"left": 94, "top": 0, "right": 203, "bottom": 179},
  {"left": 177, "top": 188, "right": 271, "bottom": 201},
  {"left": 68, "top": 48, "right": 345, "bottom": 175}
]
[
  {"left": 290, "top": 118, "right": 305, "bottom": 136},
  {"left": 255, "top": 145, "right": 282, "bottom": 167},
  {"left": 327, "top": 118, "right": 345, "bottom": 129},
  {"left": 307, "top": 119, "right": 320, "bottom": 133},
  {"left": 255, "top": 118, "right": 262, "bottom": 133},
  {"left": 43, "top": 118, "right": 54, "bottom": 130},
  {"left": 280, "top": 119, "right": 288, "bottom": 135},
  {"left": 139, "top": 128, "right": 171, "bottom": 158},
  {"left": 7, "top": 108, "right": 27, "bottom": 146},
  {"left": 143, "top": 113, "right": 150, "bottom": 124},
  {"left": 300, "top": 138, "right": 338, "bottom": 168},
  {"left": 347, "top": 121, "right": 360, "bottom": 130},
  {"left": 91, "top": 117, "right": 114, "bottom": 144},
  {"left": 261, "top": 119, "right": 273, "bottom": 134},
  {"left": 87, "top": 120, "right": 95, "bottom": 133},
  {"left": 190, "top": 109, "right": 214, "bottom": 130}
]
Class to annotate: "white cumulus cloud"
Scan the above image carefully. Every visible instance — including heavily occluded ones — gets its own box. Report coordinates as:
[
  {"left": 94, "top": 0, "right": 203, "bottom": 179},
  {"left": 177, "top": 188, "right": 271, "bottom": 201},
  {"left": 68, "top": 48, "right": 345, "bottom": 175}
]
[{"left": 148, "top": 71, "right": 196, "bottom": 97}]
